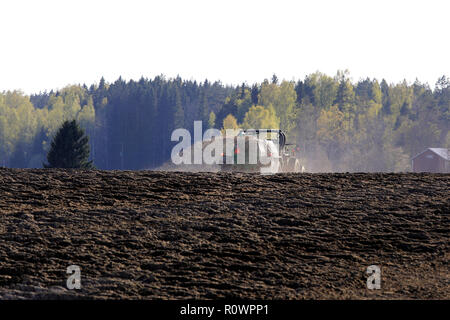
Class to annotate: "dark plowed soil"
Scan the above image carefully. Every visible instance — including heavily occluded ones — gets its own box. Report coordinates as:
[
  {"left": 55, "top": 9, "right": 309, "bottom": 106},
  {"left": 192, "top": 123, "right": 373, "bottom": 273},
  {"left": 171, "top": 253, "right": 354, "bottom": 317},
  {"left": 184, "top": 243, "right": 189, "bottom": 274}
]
[{"left": 0, "top": 168, "right": 448, "bottom": 299}]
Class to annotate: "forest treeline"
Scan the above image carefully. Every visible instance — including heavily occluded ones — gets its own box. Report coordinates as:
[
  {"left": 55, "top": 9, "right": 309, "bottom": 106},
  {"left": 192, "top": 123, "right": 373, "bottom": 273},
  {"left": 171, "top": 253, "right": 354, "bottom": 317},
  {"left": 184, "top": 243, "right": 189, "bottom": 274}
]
[{"left": 0, "top": 72, "right": 449, "bottom": 172}]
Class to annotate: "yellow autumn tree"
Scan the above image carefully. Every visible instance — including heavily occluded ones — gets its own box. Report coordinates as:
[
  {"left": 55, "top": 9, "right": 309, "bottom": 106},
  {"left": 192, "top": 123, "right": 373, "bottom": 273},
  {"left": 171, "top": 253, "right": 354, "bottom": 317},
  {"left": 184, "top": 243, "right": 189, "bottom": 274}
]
[
  {"left": 221, "top": 113, "right": 239, "bottom": 132},
  {"left": 317, "top": 105, "right": 346, "bottom": 148},
  {"left": 241, "top": 105, "right": 280, "bottom": 129}
]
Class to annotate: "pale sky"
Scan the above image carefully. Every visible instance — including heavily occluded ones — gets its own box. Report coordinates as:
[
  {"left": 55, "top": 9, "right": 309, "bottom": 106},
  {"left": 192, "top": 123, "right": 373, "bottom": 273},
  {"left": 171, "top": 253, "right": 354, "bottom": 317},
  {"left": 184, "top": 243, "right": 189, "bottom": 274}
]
[{"left": 1, "top": 0, "right": 449, "bottom": 94}]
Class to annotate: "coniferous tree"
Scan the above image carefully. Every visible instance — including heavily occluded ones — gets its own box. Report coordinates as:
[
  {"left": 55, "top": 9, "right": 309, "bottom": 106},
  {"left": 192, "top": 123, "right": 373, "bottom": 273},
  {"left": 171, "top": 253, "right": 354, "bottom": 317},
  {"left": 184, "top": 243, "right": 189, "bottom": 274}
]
[
  {"left": 251, "top": 84, "right": 259, "bottom": 105},
  {"left": 44, "top": 120, "right": 94, "bottom": 168}
]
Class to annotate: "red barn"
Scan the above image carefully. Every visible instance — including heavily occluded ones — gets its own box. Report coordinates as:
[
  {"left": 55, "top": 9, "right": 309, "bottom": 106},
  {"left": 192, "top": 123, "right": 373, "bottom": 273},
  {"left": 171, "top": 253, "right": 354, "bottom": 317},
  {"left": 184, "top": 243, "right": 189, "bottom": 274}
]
[{"left": 411, "top": 148, "right": 449, "bottom": 173}]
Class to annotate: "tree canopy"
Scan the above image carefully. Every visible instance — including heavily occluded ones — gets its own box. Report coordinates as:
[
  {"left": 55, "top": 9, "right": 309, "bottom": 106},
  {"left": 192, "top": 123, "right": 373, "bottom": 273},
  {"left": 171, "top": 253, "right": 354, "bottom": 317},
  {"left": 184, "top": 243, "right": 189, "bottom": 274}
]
[
  {"left": 0, "top": 72, "right": 448, "bottom": 172},
  {"left": 44, "top": 120, "right": 93, "bottom": 169}
]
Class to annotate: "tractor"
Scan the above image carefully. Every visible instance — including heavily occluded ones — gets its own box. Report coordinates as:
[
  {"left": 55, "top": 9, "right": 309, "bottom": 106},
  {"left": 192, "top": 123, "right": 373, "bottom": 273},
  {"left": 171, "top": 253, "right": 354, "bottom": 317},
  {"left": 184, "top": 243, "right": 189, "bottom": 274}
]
[{"left": 219, "top": 129, "right": 304, "bottom": 173}]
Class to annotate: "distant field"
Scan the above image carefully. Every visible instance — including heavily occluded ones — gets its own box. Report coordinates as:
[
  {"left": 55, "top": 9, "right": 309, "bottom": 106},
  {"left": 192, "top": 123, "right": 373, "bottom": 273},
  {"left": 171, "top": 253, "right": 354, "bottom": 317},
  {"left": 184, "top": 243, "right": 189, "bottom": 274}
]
[{"left": 0, "top": 168, "right": 448, "bottom": 299}]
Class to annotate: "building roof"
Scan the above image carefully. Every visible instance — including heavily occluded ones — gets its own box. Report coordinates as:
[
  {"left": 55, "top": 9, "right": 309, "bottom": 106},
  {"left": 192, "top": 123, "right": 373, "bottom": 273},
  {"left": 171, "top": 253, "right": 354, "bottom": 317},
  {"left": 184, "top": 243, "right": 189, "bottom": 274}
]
[{"left": 412, "top": 148, "right": 449, "bottom": 160}]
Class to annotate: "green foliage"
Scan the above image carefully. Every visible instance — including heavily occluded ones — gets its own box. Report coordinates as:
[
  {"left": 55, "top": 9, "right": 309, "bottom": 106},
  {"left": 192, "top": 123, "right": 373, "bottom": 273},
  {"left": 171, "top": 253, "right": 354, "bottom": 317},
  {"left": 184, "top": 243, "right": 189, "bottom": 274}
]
[
  {"left": 44, "top": 120, "right": 93, "bottom": 169},
  {"left": 0, "top": 72, "right": 448, "bottom": 172},
  {"left": 222, "top": 114, "right": 239, "bottom": 130},
  {"left": 258, "top": 80, "right": 296, "bottom": 134},
  {"left": 307, "top": 72, "right": 338, "bottom": 109},
  {"left": 208, "top": 111, "right": 216, "bottom": 129},
  {"left": 291, "top": 73, "right": 448, "bottom": 172},
  {"left": 215, "top": 85, "right": 253, "bottom": 126},
  {"left": 241, "top": 105, "right": 280, "bottom": 129},
  {"left": 335, "top": 70, "right": 355, "bottom": 108}
]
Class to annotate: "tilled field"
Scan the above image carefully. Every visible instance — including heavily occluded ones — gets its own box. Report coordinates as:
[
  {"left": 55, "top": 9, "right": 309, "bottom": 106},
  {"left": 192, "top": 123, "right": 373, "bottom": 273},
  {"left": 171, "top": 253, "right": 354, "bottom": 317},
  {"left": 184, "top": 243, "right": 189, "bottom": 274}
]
[{"left": 0, "top": 168, "right": 448, "bottom": 299}]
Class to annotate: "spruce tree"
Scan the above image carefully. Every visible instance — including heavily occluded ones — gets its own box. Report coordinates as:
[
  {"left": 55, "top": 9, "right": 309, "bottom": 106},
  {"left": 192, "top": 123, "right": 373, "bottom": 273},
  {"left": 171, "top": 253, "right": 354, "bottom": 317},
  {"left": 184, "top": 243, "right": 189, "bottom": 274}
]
[{"left": 44, "top": 120, "right": 94, "bottom": 169}]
